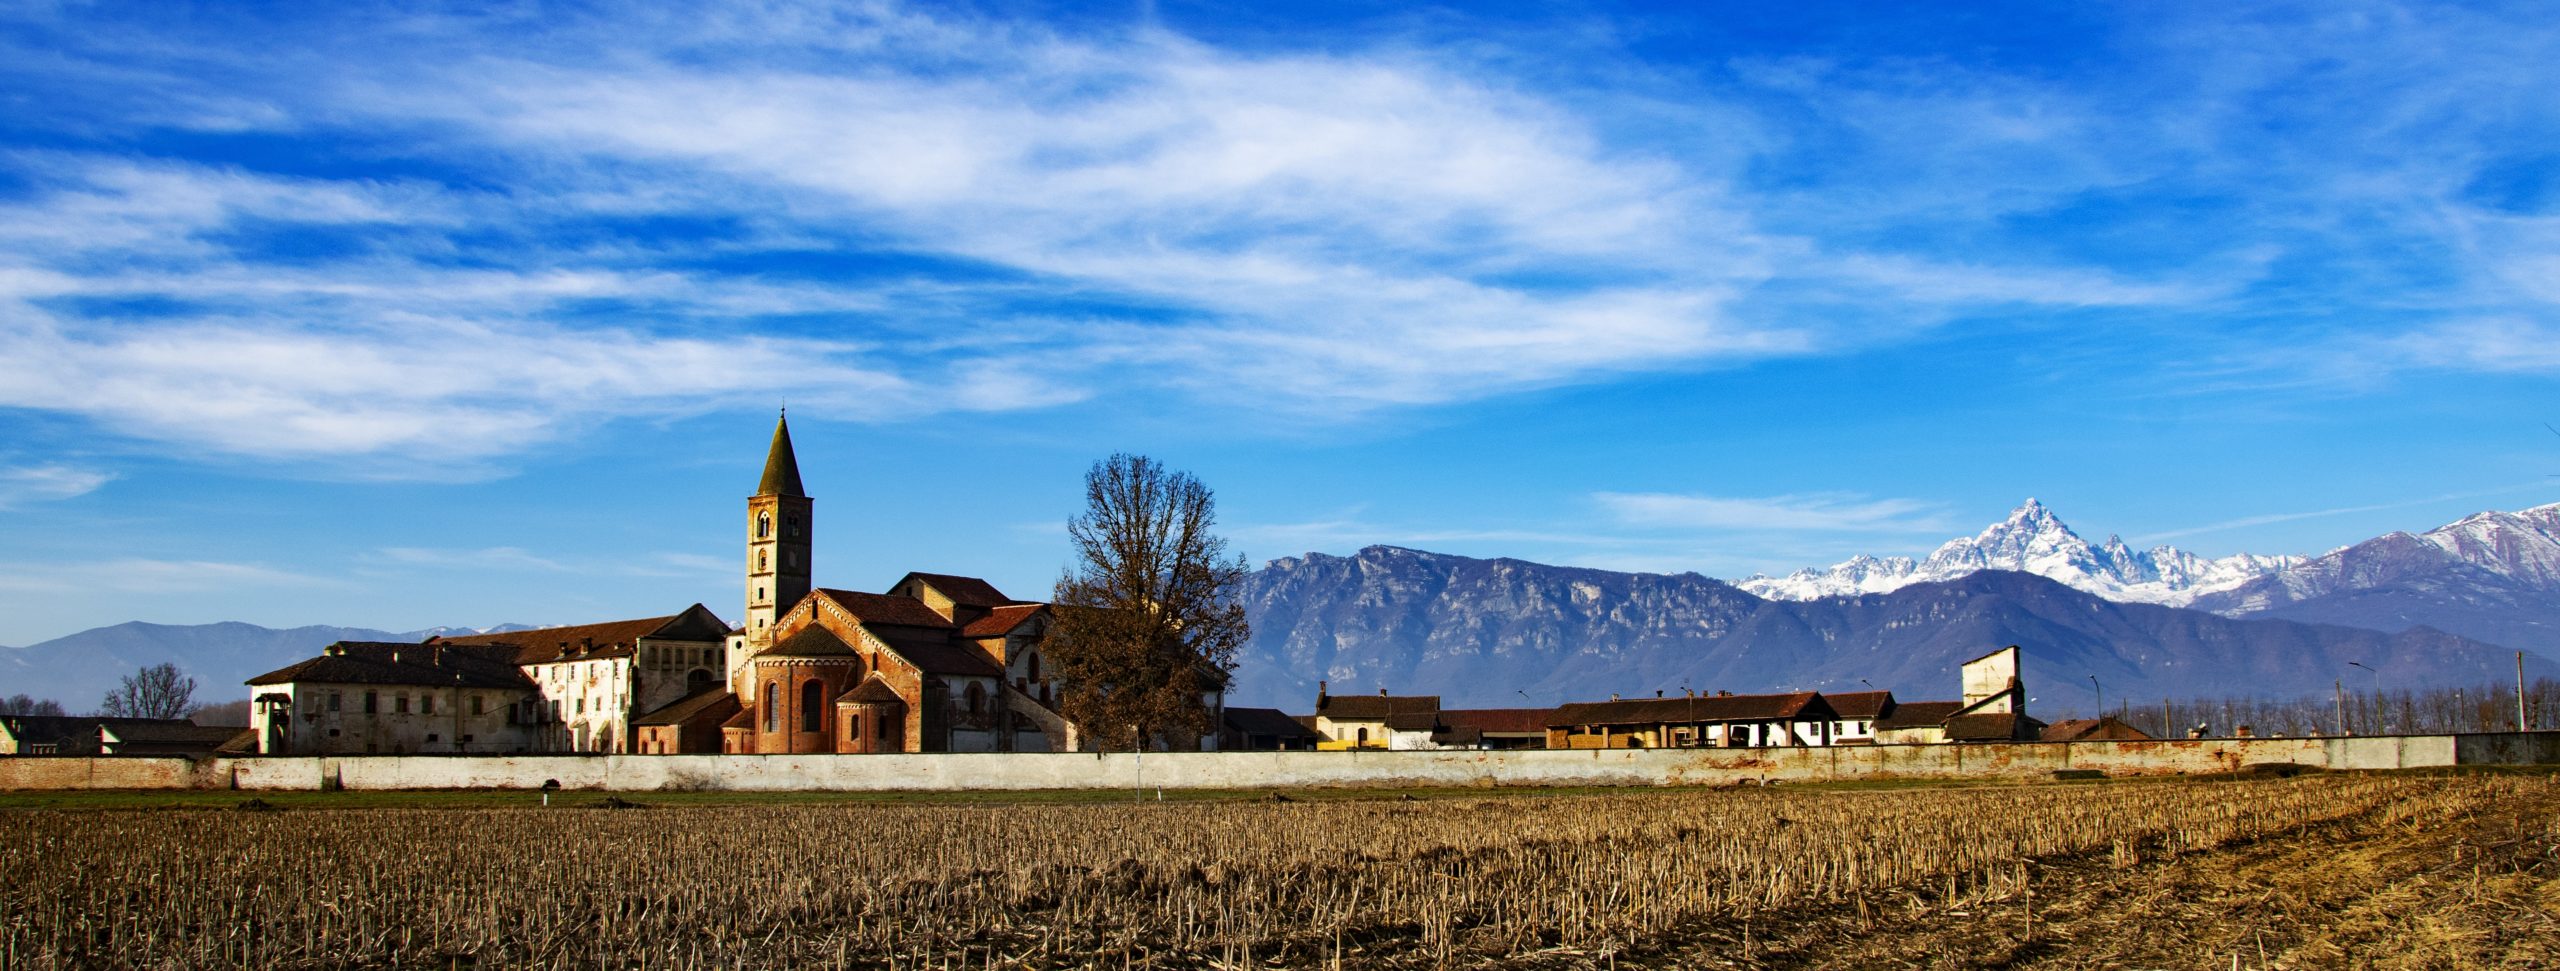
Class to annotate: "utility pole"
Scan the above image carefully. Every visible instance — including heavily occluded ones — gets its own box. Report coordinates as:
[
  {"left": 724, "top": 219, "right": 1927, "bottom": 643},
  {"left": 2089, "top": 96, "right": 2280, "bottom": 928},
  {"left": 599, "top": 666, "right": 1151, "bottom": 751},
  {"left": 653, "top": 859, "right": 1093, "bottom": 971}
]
[
  {"left": 2521, "top": 651, "right": 2532, "bottom": 732},
  {"left": 2335, "top": 679, "right": 2346, "bottom": 736},
  {"left": 2162, "top": 699, "right": 2172, "bottom": 740}
]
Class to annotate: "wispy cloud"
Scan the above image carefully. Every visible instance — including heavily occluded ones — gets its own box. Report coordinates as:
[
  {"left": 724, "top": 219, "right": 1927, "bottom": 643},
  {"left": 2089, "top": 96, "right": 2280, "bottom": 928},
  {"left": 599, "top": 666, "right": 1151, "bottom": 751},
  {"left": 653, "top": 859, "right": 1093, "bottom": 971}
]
[
  {"left": 0, "top": 557, "right": 332, "bottom": 594},
  {"left": 0, "top": 463, "right": 112, "bottom": 508},
  {"left": 2131, "top": 482, "right": 2554, "bottom": 544},
  {"left": 1594, "top": 492, "right": 1952, "bottom": 533},
  {"left": 368, "top": 546, "right": 736, "bottom": 579}
]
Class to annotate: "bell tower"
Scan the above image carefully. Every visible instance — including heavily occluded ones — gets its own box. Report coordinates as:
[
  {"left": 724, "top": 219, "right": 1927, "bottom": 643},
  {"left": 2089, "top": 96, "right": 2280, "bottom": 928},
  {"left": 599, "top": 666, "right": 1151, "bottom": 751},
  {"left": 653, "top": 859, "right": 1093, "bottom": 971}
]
[{"left": 746, "top": 411, "right": 813, "bottom": 652}]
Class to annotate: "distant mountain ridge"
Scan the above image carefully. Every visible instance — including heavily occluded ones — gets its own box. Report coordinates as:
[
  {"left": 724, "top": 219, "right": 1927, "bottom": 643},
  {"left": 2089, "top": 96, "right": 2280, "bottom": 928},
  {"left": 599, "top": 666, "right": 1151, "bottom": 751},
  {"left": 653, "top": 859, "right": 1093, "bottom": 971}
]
[
  {"left": 1738, "top": 499, "right": 2303, "bottom": 606},
  {"left": 1737, "top": 499, "right": 2560, "bottom": 653},
  {"left": 1233, "top": 545, "right": 2552, "bottom": 711},
  {"left": 0, "top": 621, "right": 537, "bottom": 711}
]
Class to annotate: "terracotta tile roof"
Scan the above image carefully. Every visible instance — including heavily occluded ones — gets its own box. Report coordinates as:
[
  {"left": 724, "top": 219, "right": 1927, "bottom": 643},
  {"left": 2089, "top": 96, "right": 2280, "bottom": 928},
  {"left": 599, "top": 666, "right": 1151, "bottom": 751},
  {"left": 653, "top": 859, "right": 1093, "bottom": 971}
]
[
  {"left": 961, "top": 603, "right": 1047, "bottom": 637},
  {"left": 101, "top": 723, "right": 253, "bottom": 755},
  {"left": 1875, "top": 701, "right": 1963, "bottom": 730},
  {"left": 719, "top": 707, "right": 755, "bottom": 730},
  {"left": 1385, "top": 712, "right": 1441, "bottom": 733},
  {"left": 1437, "top": 708, "right": 1553, "bottom": 735},
  {"left": 900, "top": 572, "right": 1015, "bottom": 608},
  {"left": 431, "top": 608, "right": 726, "bottom": 666},
  {"left": 1316, "top": 694, "right": 1440, "bottom": 719},
  {"left": 837, "top": 676, "right": 906, "bottom": 705},
  {"left": 870, "top": 629, "right": 1004, "bottom": 678},
  {"left": 1945, "top": 713, "right": 2045, "bottom": 741},
  {"left": 1824, "top": 691, "right": 1895, "bottom": 720},
  {"left": 634, "top": 688, "right": 740, "bottom": 727},
  {"left": 2041, "top": 716, "right": 2151, "bottom": 742},
  {"left": 1222, "top": 707, "right": 1318, "bottom": 739},
  {"left": 815, "top": 589, "right": 957, "bottom": 629},
  {"left": 246, "top": 642, "right": 534, "bottom": 690},
  {"left": 757, "top": 625, "right": 856, "bottom": 658},
  {"left": 1548, "top": 691, "right": 1835, "bottom": 728}
]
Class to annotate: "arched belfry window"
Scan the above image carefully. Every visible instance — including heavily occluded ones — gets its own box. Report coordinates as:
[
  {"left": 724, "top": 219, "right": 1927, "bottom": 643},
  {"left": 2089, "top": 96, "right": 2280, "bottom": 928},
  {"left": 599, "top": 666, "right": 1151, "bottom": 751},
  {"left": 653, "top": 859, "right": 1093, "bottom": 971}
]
[
  {"left": 801, "top": 680, "right": 824, "bottom": 733},
  {"left": 757, "top": 549, "right": 768, "bottom": 571},
  {"left": 757, "top": 512, "right": 771, "bottom": 539},
  {"left": 762, "top": 682, "right": 779, "bottom": 733}
]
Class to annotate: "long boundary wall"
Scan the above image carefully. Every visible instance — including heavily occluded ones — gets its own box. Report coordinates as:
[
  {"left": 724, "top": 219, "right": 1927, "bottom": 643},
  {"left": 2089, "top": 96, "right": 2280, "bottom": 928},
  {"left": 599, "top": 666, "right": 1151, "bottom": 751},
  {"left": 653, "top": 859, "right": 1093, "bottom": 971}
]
[{"left": 4, "top": 732, "right": 2551, "bottom": 792}]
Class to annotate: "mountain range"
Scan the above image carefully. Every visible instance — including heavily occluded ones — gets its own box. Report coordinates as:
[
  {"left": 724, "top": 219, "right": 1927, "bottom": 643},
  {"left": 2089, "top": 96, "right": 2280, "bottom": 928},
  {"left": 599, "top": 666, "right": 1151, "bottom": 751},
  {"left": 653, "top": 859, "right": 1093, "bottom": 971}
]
[
  {"left": 0, "top": 622, "right": 530, "bottom": 710},
  {"left": 1231, "top": 547, "right": 2553, "bottom": 710},
  {"left": 9, "top": 501, "right": 2557, "bottom": 718}
]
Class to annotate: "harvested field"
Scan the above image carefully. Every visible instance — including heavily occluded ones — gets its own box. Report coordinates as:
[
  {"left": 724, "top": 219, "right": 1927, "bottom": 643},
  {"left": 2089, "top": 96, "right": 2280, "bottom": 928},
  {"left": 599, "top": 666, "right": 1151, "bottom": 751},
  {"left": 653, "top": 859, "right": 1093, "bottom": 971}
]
[{"left": 2, "top": 774, "right": 2554, "bottom": 969}]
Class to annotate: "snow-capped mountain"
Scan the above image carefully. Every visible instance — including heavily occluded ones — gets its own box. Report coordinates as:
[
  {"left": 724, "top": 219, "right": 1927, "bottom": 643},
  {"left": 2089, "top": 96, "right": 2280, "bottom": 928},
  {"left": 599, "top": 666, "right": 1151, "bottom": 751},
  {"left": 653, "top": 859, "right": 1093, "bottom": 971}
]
[
  {"left": 1738, "top": 499, "right": 2303, "bottom": 606},
  {"left": 2185, "top": 503, "right": 2560, "bottom": 649}
]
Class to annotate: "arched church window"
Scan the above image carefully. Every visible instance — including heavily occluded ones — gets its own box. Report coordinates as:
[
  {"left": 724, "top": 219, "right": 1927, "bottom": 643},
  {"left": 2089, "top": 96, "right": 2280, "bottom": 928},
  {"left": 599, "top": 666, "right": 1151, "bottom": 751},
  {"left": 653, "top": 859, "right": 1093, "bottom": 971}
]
[
  {"left": 757, "top": 549, "right": 768, "bottom": 571},
  {"left": 687, "top": 669, "right": 713, "bottom": 693},
  {"left": 762, "top": 682, "right": 779, "bottom": 733},
  {"left": 801, "top": 680, "right": 824, "bottom": 733},
  {"left": 757, "top": 513, "right": 771, "bottom": 539}
]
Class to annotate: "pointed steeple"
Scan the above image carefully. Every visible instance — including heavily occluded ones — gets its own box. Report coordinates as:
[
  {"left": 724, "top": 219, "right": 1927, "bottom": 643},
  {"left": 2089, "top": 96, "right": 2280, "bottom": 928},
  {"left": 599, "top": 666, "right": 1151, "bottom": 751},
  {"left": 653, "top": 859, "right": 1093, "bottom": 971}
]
[{"left": 756, "top": 412, "right": 805, "bottom": 498}]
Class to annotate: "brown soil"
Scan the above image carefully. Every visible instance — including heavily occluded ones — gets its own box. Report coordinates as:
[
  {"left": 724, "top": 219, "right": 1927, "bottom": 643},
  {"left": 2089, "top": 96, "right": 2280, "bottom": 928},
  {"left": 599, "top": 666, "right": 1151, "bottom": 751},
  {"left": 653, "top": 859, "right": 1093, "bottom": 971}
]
[{"left": 1600, "top": 777, "right": 2560, "bottom": 969}]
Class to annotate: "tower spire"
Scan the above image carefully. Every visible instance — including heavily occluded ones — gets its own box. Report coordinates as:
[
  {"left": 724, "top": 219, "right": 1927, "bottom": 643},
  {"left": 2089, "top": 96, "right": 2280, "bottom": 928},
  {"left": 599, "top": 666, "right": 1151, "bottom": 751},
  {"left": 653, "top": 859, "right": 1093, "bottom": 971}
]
[{"left": 756, "top": 411, "right": 805, "bottom": 498}]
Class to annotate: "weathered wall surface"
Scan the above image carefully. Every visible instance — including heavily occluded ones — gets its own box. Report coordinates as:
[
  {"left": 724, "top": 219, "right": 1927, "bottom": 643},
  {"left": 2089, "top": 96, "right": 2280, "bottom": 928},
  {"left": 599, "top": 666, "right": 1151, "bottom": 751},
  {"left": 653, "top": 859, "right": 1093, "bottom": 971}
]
[{"left": 8, "top": 732, "right": 2553, "bottom": 792}]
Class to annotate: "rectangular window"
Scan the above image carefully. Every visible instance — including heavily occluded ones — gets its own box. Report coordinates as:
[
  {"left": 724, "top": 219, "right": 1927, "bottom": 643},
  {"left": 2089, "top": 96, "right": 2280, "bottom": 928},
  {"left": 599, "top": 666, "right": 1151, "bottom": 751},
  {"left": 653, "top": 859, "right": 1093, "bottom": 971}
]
[
  {"left": 328, "top": 692, "right": 342, "bottom": 712},
  {"left": 470, "top": 696, "right": 484, "bottom": 716},
  {"left": 364, "top": 691, "right": 378, "bottom": 714},
  {"left": 395, "top": 695, "right": 410, "bottom": 714},
  {"left": 576, "top": 698, "right": 585, "bottom": 714},
  {"left": 422, "top": 695, "right": 435, "bottom": 715}
]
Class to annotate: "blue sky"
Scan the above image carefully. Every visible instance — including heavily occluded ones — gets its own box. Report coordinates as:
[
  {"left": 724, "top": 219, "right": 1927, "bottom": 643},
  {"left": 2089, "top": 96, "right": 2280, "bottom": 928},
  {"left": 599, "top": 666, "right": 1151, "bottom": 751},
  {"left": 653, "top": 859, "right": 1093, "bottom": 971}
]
[{"left": 1, "top": 1, "right": 2557, "bottom": 646}]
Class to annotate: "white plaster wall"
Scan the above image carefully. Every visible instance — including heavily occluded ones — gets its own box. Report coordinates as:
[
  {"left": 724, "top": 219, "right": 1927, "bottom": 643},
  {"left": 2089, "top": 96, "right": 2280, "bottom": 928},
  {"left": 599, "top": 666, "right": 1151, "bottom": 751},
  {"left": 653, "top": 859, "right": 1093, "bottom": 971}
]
[{"left": 19, "top": 731, "right": 2556, "bottom": 793}]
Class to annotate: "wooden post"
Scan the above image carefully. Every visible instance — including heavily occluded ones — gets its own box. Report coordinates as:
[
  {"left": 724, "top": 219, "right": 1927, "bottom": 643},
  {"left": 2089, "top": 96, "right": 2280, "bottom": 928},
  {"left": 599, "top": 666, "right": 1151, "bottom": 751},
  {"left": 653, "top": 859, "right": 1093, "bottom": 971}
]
[{"left": 2335, "top": 679, "right": 2346, "bottom": 736}]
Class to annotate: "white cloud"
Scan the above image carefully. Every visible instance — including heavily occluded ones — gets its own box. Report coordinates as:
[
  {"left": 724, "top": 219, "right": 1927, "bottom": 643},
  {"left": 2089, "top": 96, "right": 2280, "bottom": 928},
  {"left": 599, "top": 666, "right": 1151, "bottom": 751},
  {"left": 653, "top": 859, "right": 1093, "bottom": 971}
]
[
  {"left": 0, "top": 557, "right": 330, "bottom": 594},
  {"left": 0, "top": 464, "right": 112, "bottom": 507},
  {"left": 1594, "top": 491, "right": 1951, "bottom": 533}
]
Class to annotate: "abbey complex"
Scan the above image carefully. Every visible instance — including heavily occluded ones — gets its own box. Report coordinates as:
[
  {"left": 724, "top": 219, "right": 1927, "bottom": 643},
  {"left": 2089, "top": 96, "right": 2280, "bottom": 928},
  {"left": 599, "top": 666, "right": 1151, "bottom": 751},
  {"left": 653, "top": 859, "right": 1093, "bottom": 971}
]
[{"left": 243, "top": 416, "right": 1127, "bottom": 756}]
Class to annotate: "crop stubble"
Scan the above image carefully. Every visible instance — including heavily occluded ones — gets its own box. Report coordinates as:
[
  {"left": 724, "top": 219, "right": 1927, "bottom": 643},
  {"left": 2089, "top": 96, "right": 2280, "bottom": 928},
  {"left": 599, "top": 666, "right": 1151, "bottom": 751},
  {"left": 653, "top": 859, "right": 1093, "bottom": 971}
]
[{"left": 1, "top": 774, "right": 2550, "bottom": 969}]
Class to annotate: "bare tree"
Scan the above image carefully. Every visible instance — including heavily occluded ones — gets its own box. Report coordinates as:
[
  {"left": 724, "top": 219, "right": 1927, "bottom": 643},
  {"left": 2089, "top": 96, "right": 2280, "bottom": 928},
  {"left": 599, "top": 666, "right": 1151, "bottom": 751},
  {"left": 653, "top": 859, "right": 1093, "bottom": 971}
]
[
  {"left": 187, "top": 698, "right": 253, "bottom": 727},
  {"left": 1047, "top": 454, "right": 1250, "bottom": 751},
  {"left": 100, "top": 663, "right": 195, "bottom": 720},
  {"left": 1, "top": 694, "right": 66, "bottom": 717}
]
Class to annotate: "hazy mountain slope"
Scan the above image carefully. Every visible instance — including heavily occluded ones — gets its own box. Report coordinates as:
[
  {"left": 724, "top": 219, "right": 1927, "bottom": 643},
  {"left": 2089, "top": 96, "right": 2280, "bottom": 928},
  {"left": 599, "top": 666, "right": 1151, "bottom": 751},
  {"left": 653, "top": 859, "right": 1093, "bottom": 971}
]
[
  {"left": 0, "top": 621, "right": 532, "bottom": 711},
  {"left": 1232, "top": 547, "right": 2550, "bottom": 711}
]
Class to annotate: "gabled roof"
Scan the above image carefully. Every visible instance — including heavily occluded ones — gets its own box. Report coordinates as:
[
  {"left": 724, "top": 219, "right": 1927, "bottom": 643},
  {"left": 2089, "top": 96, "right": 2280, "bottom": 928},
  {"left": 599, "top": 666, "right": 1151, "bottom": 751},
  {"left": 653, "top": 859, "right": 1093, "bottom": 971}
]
[
  {"left": 100, "top": 722, "right": 251, "bottom": 754},
  {"left": 2, "top": 716, "right": 193, "bottom": 754},
  {"left": 1945, "top": 713, "right": 2045, "bottom": 741},
  {"left": 837, "top": 676, "right": 906, "bottom": 705},
  {"left": 868, "top": 628, "right": 1004, "bottom": 677},
  {"left": 634, "top": 688, "right": 740, "bottom": 727},
  {"left": 1824, "top": 690, "right": 1895, "bottom": 720},
  {"left": 899, "top": 572, "right": 1017, "bottom": 609},
  {"left": 814, "top": 589, "right": 959, "bottom": 630},
  {"left": 2042, "top": 716, "right": 2152, "bottom": 742},
  {"left": 757, "top": 412, "right": 805, "bottom": 498},
  {"left": 758, "top": 625, "right": 855, "bottom": 658},
  {"left": 247, "top": 642, "right": 534, "bottom": 689},
  {"left": 1385, "top": 712, "right": 1442, "bottom": 733},
  {"left": 1222, "top": 706, "right": 1319, "bottom": 739},
  {"left": 961, "top": 603, "right": 1047, "bottom": 637},
  {"left": 1316, "top": 694, "right": 1440, "bottom": 720},
  {"left": 1437, "top": 708, "right": 1553, "bottom": 735},
  {"left": 430, "top": 606, "right": 726, "bottom": 666},
  {"left": 1875, "top": 700, "right": 1963, "bottom": 730},
  {"left": 1548, "top": 691, "right": 1834, "bottom": 728}
]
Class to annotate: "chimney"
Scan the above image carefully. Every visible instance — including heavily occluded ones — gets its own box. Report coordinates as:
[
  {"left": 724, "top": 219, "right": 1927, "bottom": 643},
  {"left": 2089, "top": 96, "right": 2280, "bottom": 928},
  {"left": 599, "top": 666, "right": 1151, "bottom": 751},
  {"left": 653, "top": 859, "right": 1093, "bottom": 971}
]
[
  {"left": 1610, "top": 693, "right": 1620, "bottom": 701},
  {"left": 2235, "top": 725, "right": 2254, "bottom": 738},
  {"left": 1379, "top": 687, "right": 1388, "bottom": 697},
  {"left": 1655, "top": 690, "right": 1664, "bottom": 698}
]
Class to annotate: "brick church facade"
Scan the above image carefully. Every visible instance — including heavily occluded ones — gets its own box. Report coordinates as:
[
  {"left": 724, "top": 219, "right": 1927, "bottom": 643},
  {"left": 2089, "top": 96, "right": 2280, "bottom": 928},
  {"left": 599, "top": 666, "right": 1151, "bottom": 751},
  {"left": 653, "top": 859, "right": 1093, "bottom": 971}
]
[{"left": 246, "top": 415, "right": 1093, "bottom": 755}]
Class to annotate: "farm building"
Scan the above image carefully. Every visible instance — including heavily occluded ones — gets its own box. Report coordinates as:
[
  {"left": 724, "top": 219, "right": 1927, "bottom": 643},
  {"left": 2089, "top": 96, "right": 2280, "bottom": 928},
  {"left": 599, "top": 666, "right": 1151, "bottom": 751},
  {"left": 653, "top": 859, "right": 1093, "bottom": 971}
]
[
  {"left": 1311, "top": 684, "right": 1440, "bottom": 749},
  {"left": 1221, "top": 707, "right": 1323, "bottom": 750},
  {"left": 1546, "top": 691, "right": 1841, "bottom": 749},
  {"left": 1, "top": 715, "right": 215, "bottom": 756},
  {"left": 2043, "top": 716, "right": 2153, "bottom": 742}
]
